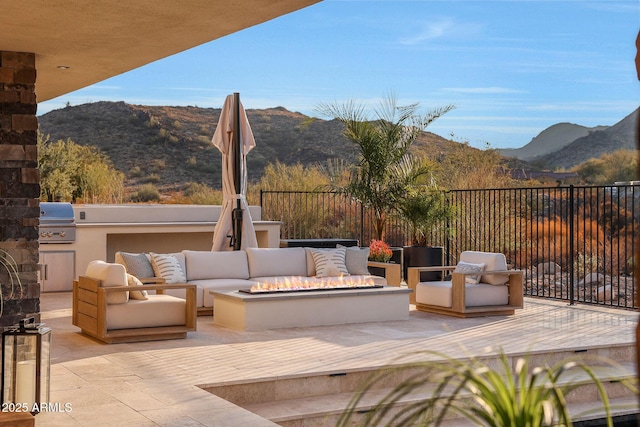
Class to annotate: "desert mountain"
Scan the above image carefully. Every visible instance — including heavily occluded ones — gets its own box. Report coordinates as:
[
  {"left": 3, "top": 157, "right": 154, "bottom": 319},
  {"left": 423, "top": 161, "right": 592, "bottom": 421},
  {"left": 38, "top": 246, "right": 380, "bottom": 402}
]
[
  {"left": 498, "top": 122, "right": 607, "bottom": 161},
  {"left": 38, "top": 101, "right": 458, "bottom": 191},
  {"left": 535, "top": 108, "right": 639, "bottom": 170}
]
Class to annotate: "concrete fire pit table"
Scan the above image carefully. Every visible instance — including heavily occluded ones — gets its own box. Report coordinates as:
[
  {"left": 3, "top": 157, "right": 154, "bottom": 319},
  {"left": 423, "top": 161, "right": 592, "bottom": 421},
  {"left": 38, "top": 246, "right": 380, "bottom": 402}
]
[{"left": 210, "top": 286, "right": 412, "bottom": 331}]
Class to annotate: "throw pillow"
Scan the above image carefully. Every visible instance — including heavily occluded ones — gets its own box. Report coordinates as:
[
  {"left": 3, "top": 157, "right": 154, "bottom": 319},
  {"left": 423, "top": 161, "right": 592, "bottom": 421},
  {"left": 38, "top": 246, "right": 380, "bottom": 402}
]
[
  {"left": 126, "top": 273, "right": 148, "bottom": 300},
  {"left": 454, "top": 261, "right": 486, "bottom": 284},
  {"left": 310, "top": 247, "right": 349, "bottom": 277},
  {"left": 150, "top": 253, "right": 187, "bottom": 284},
  {"left": 117, "top": 251, "right": 155, "bottom": 279},
  {"left": 338, "top": 244, "right": 370, "bottom": 275}
]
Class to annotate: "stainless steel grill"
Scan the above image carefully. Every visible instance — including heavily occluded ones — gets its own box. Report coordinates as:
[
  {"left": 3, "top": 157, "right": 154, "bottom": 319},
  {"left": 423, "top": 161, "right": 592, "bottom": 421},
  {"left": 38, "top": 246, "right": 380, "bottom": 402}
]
[{"left": 39, "top": 202, "right": 76, "bottom": 243}]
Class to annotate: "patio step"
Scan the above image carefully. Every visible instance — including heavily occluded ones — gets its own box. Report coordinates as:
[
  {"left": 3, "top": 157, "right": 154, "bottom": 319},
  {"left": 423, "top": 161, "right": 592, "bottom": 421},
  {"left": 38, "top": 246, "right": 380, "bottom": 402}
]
[{"left": 204, "top": 344, "right": 638, "bottom": 426}]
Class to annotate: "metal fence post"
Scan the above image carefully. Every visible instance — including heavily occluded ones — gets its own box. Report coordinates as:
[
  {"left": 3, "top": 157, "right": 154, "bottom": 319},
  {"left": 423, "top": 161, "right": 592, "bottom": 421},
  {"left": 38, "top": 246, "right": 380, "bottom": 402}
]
[
  {"left": 568, "top": 185, "right": 575, "bottom": 305},
  {"left": 360, "top": 202, "right": 365, "bottom": 247}
]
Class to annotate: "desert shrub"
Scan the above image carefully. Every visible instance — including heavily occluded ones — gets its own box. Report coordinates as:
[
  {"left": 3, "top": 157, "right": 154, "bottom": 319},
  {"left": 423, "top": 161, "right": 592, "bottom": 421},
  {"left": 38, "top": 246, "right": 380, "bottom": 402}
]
[
  {"left": 183, "top": 182, "right": 222, "bottom": 205},
  {"left": 146, "top": 117, "right": 160, "bottom": 128},
  {"left": 433, "top": 142, "right": 519, "bottom": 190},
  {"left": 38, "top": 132, "right": 124, "bottom": 203},
  {"left": 573, "top": 149, "right": 637, "bottom": 184},
  {"left": 186, "top": 156, "right": 197, "bottom": 167},
  {"left": 257, "top": 161, "right": 331, "bottom": 191},
  {"left": 132, "top": 184, "right": 160, "bottom": 202},
  {"left": 199, "top": 124, "right": 210, "bottom": 135},
  {"left": 142, "top": 174, "right": 161, "bottom": 184},
  {"left": 130, "top": 166, "right": 144, "bottom": 178},
  {"left": 172, "top": 120, "right": 182, "bottom": 130},
  {"left": 197, "top": 135, "right": 211, "bottom": 145},
  {"left": 149, "top": 159, "right": 166, "bottom": 173}
]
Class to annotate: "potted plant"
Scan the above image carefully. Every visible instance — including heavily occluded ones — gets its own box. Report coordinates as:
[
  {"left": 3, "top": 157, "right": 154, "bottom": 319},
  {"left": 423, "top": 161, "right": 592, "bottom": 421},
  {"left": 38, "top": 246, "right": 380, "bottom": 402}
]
[
  {"left": 317, "top": 94, "right": 454, "bottom": 242},
  {"left": 368, "top": 239, "right": 393, "bottom": 263},
  {"left": 397, "top": 184, "right": 453, "bottom": 281}
]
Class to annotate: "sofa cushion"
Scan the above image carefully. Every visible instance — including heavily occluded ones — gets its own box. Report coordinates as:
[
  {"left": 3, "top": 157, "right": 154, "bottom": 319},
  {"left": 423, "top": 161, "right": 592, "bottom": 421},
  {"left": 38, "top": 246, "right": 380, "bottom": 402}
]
[
  {"left": 339, "top": 245, "right": 370, "bottom": 275},
  {"left": 106, "top": 295, "right": 186, "bottom": 330},
  {"left": 246, "top": 247, "right": 307, "bottom": 277},
  {"left": 459, "top": 251, "right": 509, "bottom": 285},
  {"left": 189, "top": 278, "right": 257, "bottom": 307},
  {"left": 150, "top": 252, "right": 187, "bottom": 284},
  {"left": 304, "top": 248, "right": 317, "bottom": 277},
  {"left": 454, "top": 261, "right": 485, "bottom": 284},
  {"left": 85, "top": 260, "right": 128, "bottom": 304},
  {"left": 115, "top": 251, "right": 155, "bottom": 279},
  {"left": 310, "top": 247, "right": 349, "bottom": 277},
  {"left": 126, "top": 274, "right": 148, "bottom": 300},
  {"left": 182, "top": 250, "right": 249, "bottom": 280},
  {"left": 416, "top": 281, "right": 509, "bottom": 308}
]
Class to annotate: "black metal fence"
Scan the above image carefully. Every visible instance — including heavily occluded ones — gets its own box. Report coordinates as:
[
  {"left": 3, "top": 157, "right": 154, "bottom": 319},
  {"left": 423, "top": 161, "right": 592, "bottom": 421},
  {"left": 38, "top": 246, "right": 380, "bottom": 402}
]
[{"left": 260, "top": 184, "right": 639, "bottom": 310}]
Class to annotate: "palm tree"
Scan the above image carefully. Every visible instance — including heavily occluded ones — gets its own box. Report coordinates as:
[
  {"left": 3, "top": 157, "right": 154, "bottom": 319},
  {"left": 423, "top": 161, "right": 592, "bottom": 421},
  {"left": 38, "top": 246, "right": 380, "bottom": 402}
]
[{"left": 317, "top": 94, "right": 454, "bottom": 241}]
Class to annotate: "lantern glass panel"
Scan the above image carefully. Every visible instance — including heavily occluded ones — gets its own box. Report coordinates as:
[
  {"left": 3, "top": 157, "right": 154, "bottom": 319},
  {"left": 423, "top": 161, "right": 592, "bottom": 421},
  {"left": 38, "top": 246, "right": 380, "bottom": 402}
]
[{"left": 2, "top": 320, "right": 52, "bottom": 414}]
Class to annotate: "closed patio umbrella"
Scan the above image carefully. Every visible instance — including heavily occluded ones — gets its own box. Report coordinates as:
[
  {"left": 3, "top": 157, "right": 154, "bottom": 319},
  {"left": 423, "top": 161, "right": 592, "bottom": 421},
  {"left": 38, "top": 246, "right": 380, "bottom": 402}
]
[{"left": 211, "top": 93, "right": 258, "bottom": 251}]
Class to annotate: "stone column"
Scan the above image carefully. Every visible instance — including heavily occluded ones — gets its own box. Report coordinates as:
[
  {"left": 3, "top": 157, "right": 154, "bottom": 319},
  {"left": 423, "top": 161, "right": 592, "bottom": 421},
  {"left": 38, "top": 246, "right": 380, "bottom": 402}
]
[{"left": 0, "top": 51, "right": 40, "bottom": 327}]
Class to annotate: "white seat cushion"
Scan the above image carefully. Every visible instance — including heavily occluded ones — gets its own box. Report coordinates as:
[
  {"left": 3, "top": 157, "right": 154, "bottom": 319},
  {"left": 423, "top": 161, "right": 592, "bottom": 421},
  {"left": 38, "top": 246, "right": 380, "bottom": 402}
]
[
  {"left": 416, "top": 281, "right": 509, "bottom": 308},
  {"left": 106, "top": 294, "right": 186, "bottom": 329}
]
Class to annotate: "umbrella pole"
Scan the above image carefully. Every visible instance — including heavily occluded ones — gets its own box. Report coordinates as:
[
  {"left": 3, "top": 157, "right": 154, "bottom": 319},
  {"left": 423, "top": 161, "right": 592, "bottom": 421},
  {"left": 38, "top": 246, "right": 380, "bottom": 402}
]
[{"left": 232, "top": 92, "right": 243, "bottom": 250}]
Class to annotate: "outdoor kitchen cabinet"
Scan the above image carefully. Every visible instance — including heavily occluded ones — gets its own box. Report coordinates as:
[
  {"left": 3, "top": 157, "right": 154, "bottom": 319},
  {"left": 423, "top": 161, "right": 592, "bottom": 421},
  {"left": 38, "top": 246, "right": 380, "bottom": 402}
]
[{"left": 39, "top": 250, "right": 75, "bottom": 292}]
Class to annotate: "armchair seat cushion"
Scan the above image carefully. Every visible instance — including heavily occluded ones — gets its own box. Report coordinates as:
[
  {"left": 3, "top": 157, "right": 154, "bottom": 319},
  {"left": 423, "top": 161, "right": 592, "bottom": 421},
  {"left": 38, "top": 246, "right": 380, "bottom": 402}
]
[
  {"left": 416, "top": 281, "right": 509, "bottom": 308},
  {"left": 106, "top": 295, "right": 186, "bottom": 330}
]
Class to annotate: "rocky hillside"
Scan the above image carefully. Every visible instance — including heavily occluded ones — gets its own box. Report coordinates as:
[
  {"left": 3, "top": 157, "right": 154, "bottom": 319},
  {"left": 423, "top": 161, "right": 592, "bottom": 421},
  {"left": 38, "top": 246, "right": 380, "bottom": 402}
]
[
  {"left": 498, "top": 122, "right": 607, "bottom": 161},
  {"left": 38, "top": 101, "right": 460, "bottom": 191},
  {"left": 535, "top": 108, "right": 638, "bottom": 169},
  {"left": 499, "top": 108, "right": 638, "bottom": 169}
]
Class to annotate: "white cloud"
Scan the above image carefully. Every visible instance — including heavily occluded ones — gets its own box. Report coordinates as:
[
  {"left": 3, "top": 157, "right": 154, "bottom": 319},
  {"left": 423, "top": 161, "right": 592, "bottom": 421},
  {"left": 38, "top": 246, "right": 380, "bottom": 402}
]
[
  {"left": 442, "top": 87, "right": 527, "bottom": 94},
  {"left": 399, "top": 18, "right": 455, "bottom": 45}
]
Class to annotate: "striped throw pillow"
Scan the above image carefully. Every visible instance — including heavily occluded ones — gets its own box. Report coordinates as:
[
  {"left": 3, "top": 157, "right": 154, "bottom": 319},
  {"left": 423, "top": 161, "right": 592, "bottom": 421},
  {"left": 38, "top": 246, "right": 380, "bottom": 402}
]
[
  {"left": 310, "top": 247, "right": 349, "bottom": 277},
  {"left": 150, "top": 253, "right": 187, "bottom": 284}
]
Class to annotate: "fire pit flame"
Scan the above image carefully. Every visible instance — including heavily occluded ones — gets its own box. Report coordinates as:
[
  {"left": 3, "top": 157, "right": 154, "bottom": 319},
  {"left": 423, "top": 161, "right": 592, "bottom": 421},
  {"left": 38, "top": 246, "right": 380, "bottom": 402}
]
[{"left": 242, "top": 275, "right": 381, "bottom": 294}]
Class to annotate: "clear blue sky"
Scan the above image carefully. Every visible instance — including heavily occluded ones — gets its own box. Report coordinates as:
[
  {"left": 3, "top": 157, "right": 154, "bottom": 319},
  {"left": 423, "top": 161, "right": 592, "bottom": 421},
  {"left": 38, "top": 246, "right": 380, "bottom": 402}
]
[{"left": 38, "top": 0, "right": 639, "bottom": 149}]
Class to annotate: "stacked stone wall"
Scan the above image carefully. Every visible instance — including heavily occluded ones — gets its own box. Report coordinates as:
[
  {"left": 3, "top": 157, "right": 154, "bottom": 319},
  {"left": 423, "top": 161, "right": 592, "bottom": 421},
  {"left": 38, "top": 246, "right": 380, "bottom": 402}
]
[{"left": 0, "top": 51, "right": 40, "bottom": 327}]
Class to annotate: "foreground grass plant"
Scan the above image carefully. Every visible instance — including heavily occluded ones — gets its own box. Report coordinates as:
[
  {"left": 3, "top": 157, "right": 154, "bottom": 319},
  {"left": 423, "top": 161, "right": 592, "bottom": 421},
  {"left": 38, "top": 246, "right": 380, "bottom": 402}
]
[{"left": 337, "top": 350, "right": 637, "bottom": 427}]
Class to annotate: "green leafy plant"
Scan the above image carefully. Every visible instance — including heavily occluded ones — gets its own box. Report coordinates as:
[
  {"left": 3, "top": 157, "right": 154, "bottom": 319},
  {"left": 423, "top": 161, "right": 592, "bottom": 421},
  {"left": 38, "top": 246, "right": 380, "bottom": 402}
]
[
  {"left": 0, "top": 250, "right": 24, "bottom": 318},
  {"left": 317, "top": 94, "right": 454, "bottom": 241},
  {"left": 397, "top": 184, "right": 453, "bottom": 246},
  {"left": 337, "top": 349, "right": 637, "bottom": 427}
]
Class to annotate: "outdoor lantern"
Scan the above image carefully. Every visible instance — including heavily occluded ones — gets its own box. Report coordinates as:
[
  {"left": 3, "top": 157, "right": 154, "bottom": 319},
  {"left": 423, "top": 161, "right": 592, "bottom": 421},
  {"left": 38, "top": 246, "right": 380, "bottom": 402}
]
[{"left": 2, "top": 317, "right": 51, "bottom": 414}]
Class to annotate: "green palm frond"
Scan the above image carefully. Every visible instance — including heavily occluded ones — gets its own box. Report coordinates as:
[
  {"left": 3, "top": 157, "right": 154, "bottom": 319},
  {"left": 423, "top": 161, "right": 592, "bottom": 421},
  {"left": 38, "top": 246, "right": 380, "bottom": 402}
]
[
  {"left": 337, "top": 349, "right": 637, "bottom": 427},
  {"left": 317, "top": 94, "right": 454, "bottom": 240}
]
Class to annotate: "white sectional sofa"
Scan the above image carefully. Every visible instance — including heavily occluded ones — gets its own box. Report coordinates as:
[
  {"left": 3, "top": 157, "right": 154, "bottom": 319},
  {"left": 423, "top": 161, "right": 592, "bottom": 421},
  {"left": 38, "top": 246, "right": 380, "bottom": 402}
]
[{"left": 115, "top": 246, "right": 398, "bottom": 314}]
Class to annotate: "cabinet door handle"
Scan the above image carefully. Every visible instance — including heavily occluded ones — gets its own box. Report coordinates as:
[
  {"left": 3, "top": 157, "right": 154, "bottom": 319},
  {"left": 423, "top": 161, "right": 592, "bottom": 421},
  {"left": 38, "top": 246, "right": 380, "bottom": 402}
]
[{"left": 44, "top": 264, "right": 48, "bottom": 281}]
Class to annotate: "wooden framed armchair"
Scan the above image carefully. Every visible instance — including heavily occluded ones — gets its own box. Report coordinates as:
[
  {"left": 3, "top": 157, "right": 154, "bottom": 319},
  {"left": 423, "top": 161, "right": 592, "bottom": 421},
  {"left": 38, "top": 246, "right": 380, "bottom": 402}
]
[
  {"left": 407, "top": 251, "right": 523, "bottom": 318},
  {"left": 72, "top": 261, "right": 197, "bottom": 344}
]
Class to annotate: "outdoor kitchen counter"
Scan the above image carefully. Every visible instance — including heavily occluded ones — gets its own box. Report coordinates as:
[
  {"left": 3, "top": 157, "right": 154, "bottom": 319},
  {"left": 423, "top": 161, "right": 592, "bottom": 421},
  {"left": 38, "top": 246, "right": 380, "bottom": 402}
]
[{"left": 68, "top": 220, "right": 281, "bottom": 280}]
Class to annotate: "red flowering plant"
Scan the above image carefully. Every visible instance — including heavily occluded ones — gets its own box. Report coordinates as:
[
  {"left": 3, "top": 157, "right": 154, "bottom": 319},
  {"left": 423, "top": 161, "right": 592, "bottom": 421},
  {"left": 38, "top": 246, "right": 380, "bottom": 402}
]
[{"left": 368, "top": 240, "right": 393, "bottom": 263}]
